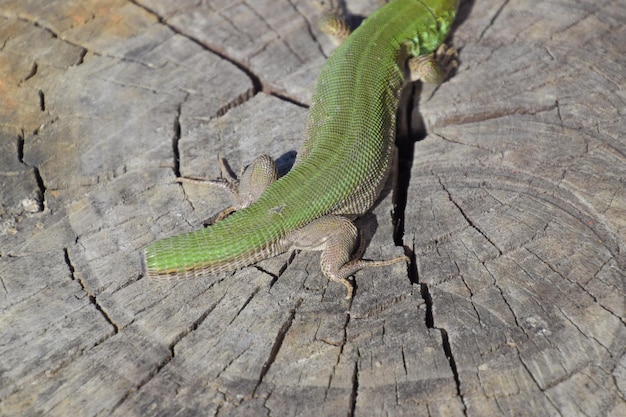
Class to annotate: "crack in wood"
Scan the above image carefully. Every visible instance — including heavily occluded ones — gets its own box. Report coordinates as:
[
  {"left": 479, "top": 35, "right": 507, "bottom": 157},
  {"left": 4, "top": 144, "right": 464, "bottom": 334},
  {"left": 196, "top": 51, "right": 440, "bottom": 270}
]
[
  {"left": 478, "top": 0, "right": 512, "bottom": 42},
  {"left": 556, "top": 305, "right": 612, "bottom": 355},
  {"left": 215, "top": 88, "right": 258, "bottom": 116},
  {"left": 172, "top": 99, "right": 184, "bottom": 179},
  {"left": 129, "top": 0, "right": 263, "bottom": 98},
  {"left": 21, "top": 61, "right": 38, "bottom": 84},
  {"left": 166, "top": 291, "right": 226, "bottom": 358},
  {"left": 31, "top": 166, "right": 46, "bottom": 212},
  {"left": 513, "top": 345, "right": 553, "bottom": 394},
  {"left": 483, "top": 263, "right": 528, "bottom": 340},
  {"left": 11, "top": 15, "right": 91, "bottom": 67},
  {"left": 525, "top": 246, "right": 626, "bottom": 325},
  {"left": 439, "top": 175, "right": 503, "bottom": 256},
  {"left": 131, "top": 0, "right": 317, "bottom": 111},
  {"left": 439, "top": 328, "right": 468, "bottom": 415},
  {"left": 16, "top": 130, "right": 46, "bottom": 212},
  {"left": 248, "top": 1, "right": 308, "bottom": 65},
  {"left": 109, "top": 347, "right": 174, "bottom": 415},
  {"left": 253, "top": 265, "right": 280, "bottom": 287},
  {"left": 267, "top": 90, "right": 308, "bottom": 109},
  {"left": 348, "top": 358, "right": 359, "bottom": 417},
  {"left": 0, "top": 274, "right": 7, "bottom": 296},
  {"left": 420, "top": 281, "right": 435, "bottom": 329},
  {"left": 229, "top": 287, "right": 260, "bottom": 327},
  {"left": 253, "top": 299, "right": 302, "bottom": 396},
  {"left": 16, "top": 130, "right": 24, "bottom": 163},
  {"left": 124, "top": 290, "right": 231, "bottom": 407},
  {"left": 285, "top": 0, "right": 328, "bottom": 58},
  {"left": 323, "top": 303, "right": 352, "bottom": 401},
  {"left": 37, "top": 89, "right": 45, "bottom": 111},
  {"left": 400, "top": 344, "right": 408, "bottom": 376},
  {"left": 75, "top": 48, "right": 87, "bottom": 66},
  {"left": 411, "top": 226, "right": 468, "bottom": 413},
  {"left": 215, "top": 349, "right": 248, "bottom": 382},
  {"left": 63, "top": 247, "right": 120, "bottom": 333},
  {"left": 458, "top": 270, "right": 484, "bottom": 326}
]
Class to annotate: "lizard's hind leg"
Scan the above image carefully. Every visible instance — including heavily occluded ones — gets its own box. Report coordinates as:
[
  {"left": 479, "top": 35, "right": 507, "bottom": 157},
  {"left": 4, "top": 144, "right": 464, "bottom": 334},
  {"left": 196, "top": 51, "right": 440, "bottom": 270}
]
[
  {"left": 317, "top": 10, "right": 352, "bottom": 46},
  {"left": 288, "top": 215, "right": 409, "bottom": 299}
]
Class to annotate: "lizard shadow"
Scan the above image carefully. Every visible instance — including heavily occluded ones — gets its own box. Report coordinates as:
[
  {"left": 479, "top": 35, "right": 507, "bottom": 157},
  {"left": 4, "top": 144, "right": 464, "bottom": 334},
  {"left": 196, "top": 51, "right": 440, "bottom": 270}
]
[
  {"left": 275, "top": 150, "right": 298, "bottom": 178},
  {"left": 394, "top": 0, "right": 475, "bottom": 244},
  {"left": 340, "top": 0, "right": 474, "bottom": 35},
  {"left": 456, "top": 0, "right": 476, "bottom": 30}
]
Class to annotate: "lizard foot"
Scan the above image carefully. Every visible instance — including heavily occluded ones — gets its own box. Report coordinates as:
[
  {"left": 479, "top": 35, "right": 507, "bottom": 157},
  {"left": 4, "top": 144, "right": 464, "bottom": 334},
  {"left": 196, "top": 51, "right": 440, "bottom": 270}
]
[
  {"left": 176, "top": 155, "right": 278, "bottom": 222},
  {"left": 408, "top": 43, "right": 458, "bottom": 85}
]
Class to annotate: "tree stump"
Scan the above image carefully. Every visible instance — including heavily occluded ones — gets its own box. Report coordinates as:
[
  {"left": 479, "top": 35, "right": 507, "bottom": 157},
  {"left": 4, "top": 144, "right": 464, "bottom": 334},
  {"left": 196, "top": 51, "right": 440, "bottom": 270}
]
[{"left": 1, "top": 0, "right": 624, "bottom": 416}]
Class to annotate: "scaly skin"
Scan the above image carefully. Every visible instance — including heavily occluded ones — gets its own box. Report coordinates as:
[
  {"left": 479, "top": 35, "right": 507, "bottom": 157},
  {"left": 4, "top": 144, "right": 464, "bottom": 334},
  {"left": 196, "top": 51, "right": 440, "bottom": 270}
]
[{"left": 144, "top": 0, "right": 458, "bottom": 298}]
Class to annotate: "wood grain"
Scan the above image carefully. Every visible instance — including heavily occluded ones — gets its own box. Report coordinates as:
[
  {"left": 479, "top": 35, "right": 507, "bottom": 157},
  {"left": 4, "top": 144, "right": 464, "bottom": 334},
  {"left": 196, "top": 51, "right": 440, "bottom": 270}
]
[{"left": 0, "top": 0, "right": 623, "bottom": 416}]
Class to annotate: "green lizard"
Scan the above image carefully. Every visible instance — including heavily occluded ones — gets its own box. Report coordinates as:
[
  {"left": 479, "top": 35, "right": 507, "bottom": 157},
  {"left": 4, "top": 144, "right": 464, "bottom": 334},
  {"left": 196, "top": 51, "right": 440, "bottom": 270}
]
[{"left": 144, "top": 0, "right": 458, "bottom": 298}]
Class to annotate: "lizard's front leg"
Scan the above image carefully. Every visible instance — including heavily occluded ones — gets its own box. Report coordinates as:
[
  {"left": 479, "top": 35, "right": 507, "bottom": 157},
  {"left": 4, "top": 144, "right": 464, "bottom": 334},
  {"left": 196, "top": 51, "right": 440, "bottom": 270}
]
[
  {"left": 408, "top": 43, "right": 458, "bottom": 85},
  {"left": 177, "top": 155, "right": 278, "bottom": 221},
  {"left": 287, "top": 215, "right": 409, "bottom": 299}
]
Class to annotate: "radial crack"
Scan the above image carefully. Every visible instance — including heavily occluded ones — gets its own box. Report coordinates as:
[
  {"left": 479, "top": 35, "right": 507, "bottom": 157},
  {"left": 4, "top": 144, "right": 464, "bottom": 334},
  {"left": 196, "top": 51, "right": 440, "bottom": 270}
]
[
  {"left": 413, "top": 238, "right": 467, "bottom": 413},
  {"left": 439, "top": 328, "right": 468, "bottom": 415}
]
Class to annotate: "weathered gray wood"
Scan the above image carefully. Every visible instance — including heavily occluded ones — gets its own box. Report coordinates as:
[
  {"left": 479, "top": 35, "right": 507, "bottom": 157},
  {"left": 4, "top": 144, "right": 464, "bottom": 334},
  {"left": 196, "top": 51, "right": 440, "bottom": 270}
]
[
  {"left": 0, "top": 0, "right": 624, "bottom": 417},
  {"left": 403, "top": 0, "right": 626, "bottom": 416}
]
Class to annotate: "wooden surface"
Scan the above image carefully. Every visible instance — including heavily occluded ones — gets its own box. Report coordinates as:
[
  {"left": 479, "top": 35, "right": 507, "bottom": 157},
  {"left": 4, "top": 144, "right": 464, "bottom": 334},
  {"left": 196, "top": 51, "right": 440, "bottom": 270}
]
[{"left": 1, "top": 0, "right": 624, "bottom": 416}]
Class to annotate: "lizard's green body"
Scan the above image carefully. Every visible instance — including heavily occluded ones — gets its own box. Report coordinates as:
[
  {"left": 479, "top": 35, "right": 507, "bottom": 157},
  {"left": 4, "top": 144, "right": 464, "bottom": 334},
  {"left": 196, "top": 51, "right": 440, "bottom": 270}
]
[{"left": 144, "top": 0, "right": 458, "bottom": 297}]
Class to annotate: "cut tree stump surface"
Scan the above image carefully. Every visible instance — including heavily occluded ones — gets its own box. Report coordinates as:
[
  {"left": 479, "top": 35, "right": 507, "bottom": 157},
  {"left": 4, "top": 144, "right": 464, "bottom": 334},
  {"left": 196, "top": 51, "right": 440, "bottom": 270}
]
[{"left": 1, "top": 0, "right": 624, "bottom": 416}]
